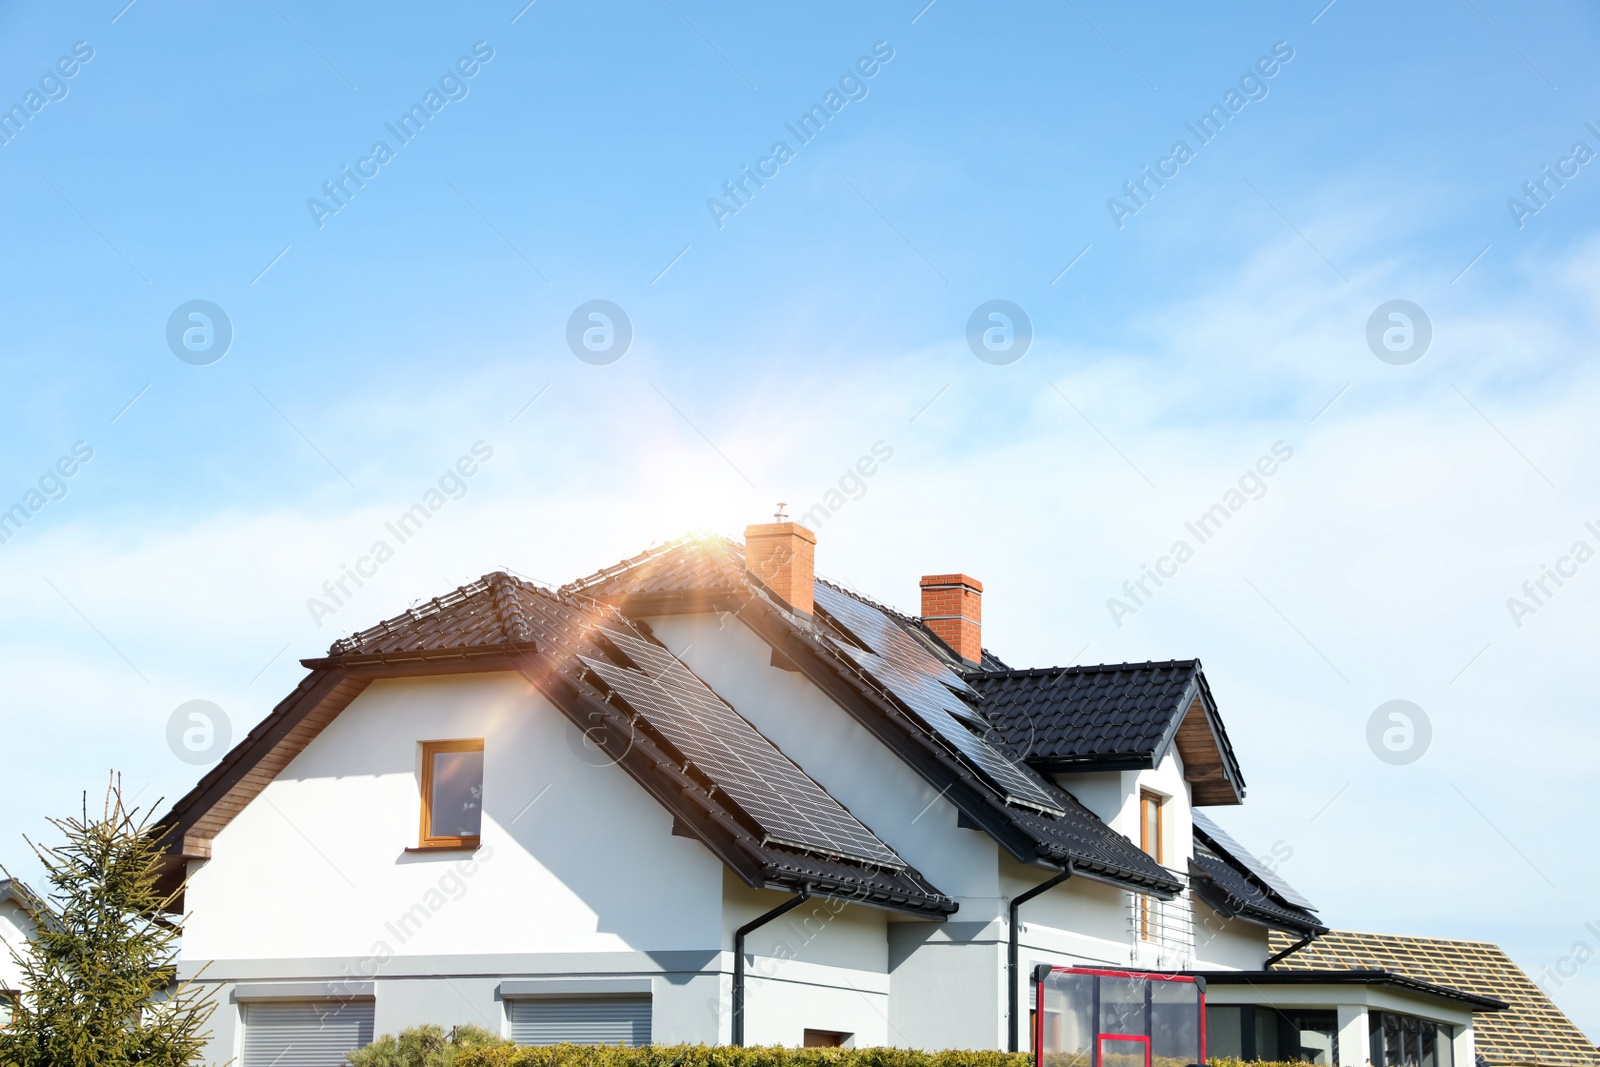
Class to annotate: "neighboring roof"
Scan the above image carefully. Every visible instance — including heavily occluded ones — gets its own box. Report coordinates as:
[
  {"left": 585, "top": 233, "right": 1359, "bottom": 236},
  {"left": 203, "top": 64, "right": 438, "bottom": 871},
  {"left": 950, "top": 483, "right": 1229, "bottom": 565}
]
[
  {"left": 0, "top": 880, "right": 36, "bottom": 909},
  {"left": 964, "top": 661, "right": 1245, "bottom": 805},
  {"left": 156, "top": 572, "right": 954, "bottom": 918},
  {"left": 1187, "top": 968, "right": 1507, "bottom": 1013},
  {"left": 570, "top": 536, "right": 1184, "bottom": 897},
  {"left": 1269, "top": 929, "right": 1600, "bottom": 1067}
]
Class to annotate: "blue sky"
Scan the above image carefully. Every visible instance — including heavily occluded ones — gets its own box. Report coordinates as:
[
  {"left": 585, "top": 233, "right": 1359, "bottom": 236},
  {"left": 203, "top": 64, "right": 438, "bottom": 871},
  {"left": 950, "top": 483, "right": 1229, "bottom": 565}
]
[{"left": 4, "top": 0, "right": 1599, "bottom": 1038}]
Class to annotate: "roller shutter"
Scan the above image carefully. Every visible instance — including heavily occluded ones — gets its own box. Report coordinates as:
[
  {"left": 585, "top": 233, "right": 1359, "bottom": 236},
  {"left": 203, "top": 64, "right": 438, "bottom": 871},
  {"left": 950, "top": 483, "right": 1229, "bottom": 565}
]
[
  {"left": 507, "top": 995, "right": 651, "bottom": 1046},
  {"left": 241, "top": 1000, "right": 376, "bottom": 1067}
]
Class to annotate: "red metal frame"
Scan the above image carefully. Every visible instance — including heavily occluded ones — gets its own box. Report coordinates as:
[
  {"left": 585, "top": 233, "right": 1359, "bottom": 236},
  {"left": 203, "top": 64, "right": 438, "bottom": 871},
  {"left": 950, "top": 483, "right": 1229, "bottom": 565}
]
[{"left": 1032, "top": 965, "right": 1207, "bottom": 1066}]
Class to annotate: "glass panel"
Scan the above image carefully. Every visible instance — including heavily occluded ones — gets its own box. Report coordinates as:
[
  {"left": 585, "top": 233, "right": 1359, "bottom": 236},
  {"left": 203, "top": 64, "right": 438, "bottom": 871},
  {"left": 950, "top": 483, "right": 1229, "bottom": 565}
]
[
  {"left": 1255, "top": 1008, "right": 1282, "bottom": 1060},
  {"left": 1436, "top": 1025, "right": 1453, "bottom": 1067},
  {"left": 1204, "top": 1005, "right": 1244, "bottom": 1060},
  {"left": 429, "top": 749, "right": 483, "bottom": 837},
  {"left": 1283, "top": 1010, "right": 1338, "bottom": 1065},
  {"left": 1100, "top": 1035, "right": 1149, "bottom": 1067},
  {"left": 1100, "top": 976, "right": 1147, "bottom": 1036},
  {"left": 1039, "top": 972, "right": 1093, "bottom": 1067},
  {"left": 1401, "top": 1014, "right": 1421, "bottom": 1067},
  {"left": 1150, "top": 982, "right": 1199, "bottom": 1067},
  {"left": 1420, "top": 1023, "right": 1438, "bottom": 1067},
  {"left": 1371, "top": 1012, "right": 1386, "bottom": 1067}
]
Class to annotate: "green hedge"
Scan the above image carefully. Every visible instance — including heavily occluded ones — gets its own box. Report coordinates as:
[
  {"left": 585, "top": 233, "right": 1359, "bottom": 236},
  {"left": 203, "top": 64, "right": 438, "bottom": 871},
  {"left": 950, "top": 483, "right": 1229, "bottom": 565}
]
[{"left": 455, "top": 1046, "right": 1035, "bottom": 1067}]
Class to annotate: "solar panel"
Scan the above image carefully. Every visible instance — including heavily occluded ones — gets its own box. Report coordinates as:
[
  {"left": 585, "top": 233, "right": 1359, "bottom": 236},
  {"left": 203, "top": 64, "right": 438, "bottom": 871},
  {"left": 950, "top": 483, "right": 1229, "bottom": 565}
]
[
  {"left": 1192, "top": 809, "right": 1317, "bottom": 911},
  {"left": 812, "top": 584, "right": 1066, "bottom": 817},
  {"left": 580, "top": 628, "right": 904, "bottom": 869}
]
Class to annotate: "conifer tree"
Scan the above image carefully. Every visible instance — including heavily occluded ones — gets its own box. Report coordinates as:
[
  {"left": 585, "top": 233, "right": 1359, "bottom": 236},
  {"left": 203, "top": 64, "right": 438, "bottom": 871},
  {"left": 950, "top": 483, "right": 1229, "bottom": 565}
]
[{"left": 0, "top": 776, "right": 215, "bottom": 1067}]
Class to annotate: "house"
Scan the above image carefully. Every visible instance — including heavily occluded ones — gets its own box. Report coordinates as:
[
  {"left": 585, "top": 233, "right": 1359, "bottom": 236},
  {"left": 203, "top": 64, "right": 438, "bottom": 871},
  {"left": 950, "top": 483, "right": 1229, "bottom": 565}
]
[
  {"left": 1266, "top": 930, "right": 1600, "bottom": 1067},
  {"left": 0, "top": 880, "right": 37, "bottom": 1026},
  {"left": 153, "top": 521, "right": 1506, "bottom": 1066}
]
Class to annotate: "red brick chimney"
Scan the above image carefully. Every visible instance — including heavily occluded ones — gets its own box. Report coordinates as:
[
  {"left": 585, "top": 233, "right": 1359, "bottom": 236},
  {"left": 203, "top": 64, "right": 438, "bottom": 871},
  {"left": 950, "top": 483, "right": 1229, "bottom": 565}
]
[
  {"left": 745, "top": 519, "right": 816, "bottom": 616},
  {"left": 920, "top": 574, "right": 983, "bottom": 664}
]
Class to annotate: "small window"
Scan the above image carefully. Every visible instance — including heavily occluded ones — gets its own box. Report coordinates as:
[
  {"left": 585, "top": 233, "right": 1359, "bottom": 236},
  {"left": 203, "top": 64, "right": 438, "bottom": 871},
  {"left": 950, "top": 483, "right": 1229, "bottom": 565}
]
[
  {"left": 419, "top": 739, "right": 484, "bottom": 849},
  {"left": 804, "top": 1029, "right": 851, "bottom": 1048}
]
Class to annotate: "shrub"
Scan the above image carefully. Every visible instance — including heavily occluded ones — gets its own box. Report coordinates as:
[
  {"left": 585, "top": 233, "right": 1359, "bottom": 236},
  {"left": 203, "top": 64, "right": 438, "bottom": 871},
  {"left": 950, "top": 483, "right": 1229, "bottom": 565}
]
[
  {"left": 348, "top": 1024, "right": 513, "bottom": 1067},
  {"left": 454, "top": 1046, "right": 1035, "bottom": 1067}
]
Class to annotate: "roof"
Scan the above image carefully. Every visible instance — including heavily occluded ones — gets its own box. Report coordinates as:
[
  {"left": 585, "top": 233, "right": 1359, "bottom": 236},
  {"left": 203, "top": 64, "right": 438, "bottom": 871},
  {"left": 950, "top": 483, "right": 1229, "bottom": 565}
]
[
  {"left": 1186, "top": 809, "right": 1321, "bottom": 934},
  {"left": 1186, "top": 968, "right": 1507, "bottom": 1013},
  {"left": 0, "top": 880, "right": 34, "bottom": 907},
  {"left": 1189, "top": 853, "right": 1323, "bottom": 936},
  {"left": 1269, "top": 929, "right": 1600, "bottom": 1067},
  {"left": 571, "top": 536, "right": 1184, "bottom": 896},
  {"left": 964, "top": 661, "right": 1245, "bottom": 804},
  {"left": 156, "top": 572, "right": 954, "bottom": 918}
]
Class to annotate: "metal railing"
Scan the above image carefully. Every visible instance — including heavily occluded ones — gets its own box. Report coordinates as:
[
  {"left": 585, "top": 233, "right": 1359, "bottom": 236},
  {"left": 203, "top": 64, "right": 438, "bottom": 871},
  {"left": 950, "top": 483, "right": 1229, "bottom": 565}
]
[{"left": 1128, "top": 889, "right": 1194, "bottom": 969}]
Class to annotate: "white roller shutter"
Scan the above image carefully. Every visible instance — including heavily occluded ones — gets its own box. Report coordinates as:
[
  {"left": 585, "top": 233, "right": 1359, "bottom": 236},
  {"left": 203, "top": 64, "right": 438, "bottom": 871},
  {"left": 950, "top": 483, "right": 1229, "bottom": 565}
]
[
  {"left": 241, "top": 1000, "right": 375, "bottom": 1067},
  {"left": 507, "top": 995, "right": 651, "bottom": 1046}
]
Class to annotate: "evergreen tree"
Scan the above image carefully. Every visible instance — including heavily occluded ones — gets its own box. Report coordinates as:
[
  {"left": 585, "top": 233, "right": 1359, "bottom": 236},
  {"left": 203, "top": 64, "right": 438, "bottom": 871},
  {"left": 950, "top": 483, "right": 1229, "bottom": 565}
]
[{"left": 0, "top": 776, "right": 215, "bottom": 1067}]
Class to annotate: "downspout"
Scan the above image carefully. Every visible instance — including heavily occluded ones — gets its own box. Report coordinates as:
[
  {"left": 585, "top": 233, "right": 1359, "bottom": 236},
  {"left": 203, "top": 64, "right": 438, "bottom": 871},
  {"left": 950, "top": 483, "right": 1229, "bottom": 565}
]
[
  {"left": 732, "top": 890, "right": 810, "bottom": 1047},
  {"left": 1263, "top": 929, "right": 1320, "bottom": 969},
  {"left": 1008, "top": 864, "right": 1073, "bottom": 1052}
]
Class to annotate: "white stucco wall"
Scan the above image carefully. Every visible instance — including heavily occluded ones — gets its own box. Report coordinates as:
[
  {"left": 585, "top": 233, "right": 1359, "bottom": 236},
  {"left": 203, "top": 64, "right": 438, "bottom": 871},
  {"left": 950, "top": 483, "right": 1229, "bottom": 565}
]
[
  {"left": 184, "top": 672, "right": 727, "bottom": 964},
  {"left": 180, "top": 667, "right": 920, "bottom": 1061},
  {"left": 888, "top": 934, "right": 1005, "bottom": 1050},
  {"left": 1191, "top": 897, "right": 1271, "bottom": 969},
  {"left": 0, "top": 899, "right": 32, "bottom": 993}
]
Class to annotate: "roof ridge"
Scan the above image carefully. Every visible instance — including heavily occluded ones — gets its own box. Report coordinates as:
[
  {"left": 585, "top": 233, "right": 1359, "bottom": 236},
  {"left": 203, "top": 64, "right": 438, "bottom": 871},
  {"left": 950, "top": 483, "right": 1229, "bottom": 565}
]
[
  {"left": 327, "top": 573, "right": 497, "bottom": 656},
  {"left": 964, "top": 659, "right": 1201, "bottom": 679}
]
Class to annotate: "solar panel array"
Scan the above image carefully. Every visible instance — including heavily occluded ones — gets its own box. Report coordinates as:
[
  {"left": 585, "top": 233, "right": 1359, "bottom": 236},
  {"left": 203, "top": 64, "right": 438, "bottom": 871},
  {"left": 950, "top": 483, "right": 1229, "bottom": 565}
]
[
  {"left": 1192, "top": 809, "right": 1317, "bottom": 911},
  {"left": 580, "top": 627, "right": 905, "bottom": 869},
  {"left": 812, "top": 583, "right": 1066, "bottom": 816}
]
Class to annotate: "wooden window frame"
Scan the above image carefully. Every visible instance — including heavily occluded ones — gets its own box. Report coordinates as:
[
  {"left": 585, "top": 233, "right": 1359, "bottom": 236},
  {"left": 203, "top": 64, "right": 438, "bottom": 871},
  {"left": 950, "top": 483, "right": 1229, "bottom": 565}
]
[
  {"left": 1139, "top": 790, "right": 1164, "bottom": 863},
  {"left": 1138, "top": 790, "right": 1164, "bottom": 940},
  {"left": 417, "top": 739, "right": 484, "bottom": 850}
]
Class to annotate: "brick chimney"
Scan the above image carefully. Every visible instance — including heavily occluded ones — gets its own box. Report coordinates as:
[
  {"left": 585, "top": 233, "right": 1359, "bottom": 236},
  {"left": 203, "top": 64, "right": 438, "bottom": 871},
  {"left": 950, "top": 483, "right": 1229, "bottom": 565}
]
[
  {"left": 920, "top": 574, "right": 983, "bottom": 664},
  {"left": 745, "top": 520, "right": 817, "bottom": 616}
]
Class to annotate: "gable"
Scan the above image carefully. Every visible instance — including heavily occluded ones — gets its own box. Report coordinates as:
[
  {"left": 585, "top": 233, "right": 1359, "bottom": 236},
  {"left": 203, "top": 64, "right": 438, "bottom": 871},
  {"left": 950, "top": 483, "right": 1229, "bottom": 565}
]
[
  {"left": 156, "top": 573, "right": 953, "bottom": 918},
  {"left": 966, "top": 661, "right": 1246, "bottom": 805}
]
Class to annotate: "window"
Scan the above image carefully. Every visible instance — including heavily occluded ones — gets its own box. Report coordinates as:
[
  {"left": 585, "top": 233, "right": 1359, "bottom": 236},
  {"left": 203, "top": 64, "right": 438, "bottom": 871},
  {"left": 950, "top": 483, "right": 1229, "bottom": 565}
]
[
  {"left": 1204, "top": 1005, "right": 1338, "bottom": 1063},
  {"left": 1369, "top": 1011, "right": 1452, "bottom": 1067},
  {"left": 507, "top": 995, "right": 651, "bottom": 1045},
  {"left": 1139, "top": 791, "right": 1163, "bottom": 938},
  {"left": 241, "top": 1000, "right": 374, "bottom": 1067},
  {"left": 1139, "top": 790, "right": 1164, "bottom": 861},
  {"left": 418, "top": 739, "right": 484, "bottom": 849},
  {"left": 804, "top": 1029, "right": 851, "bottom": 1048}
]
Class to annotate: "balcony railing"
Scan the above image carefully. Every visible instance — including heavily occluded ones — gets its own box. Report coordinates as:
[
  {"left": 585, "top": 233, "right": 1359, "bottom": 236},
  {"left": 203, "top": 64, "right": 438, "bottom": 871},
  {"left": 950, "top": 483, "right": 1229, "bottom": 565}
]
[{"left": 1129, "top": 888, "right": 1194, "bottom": 969}]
